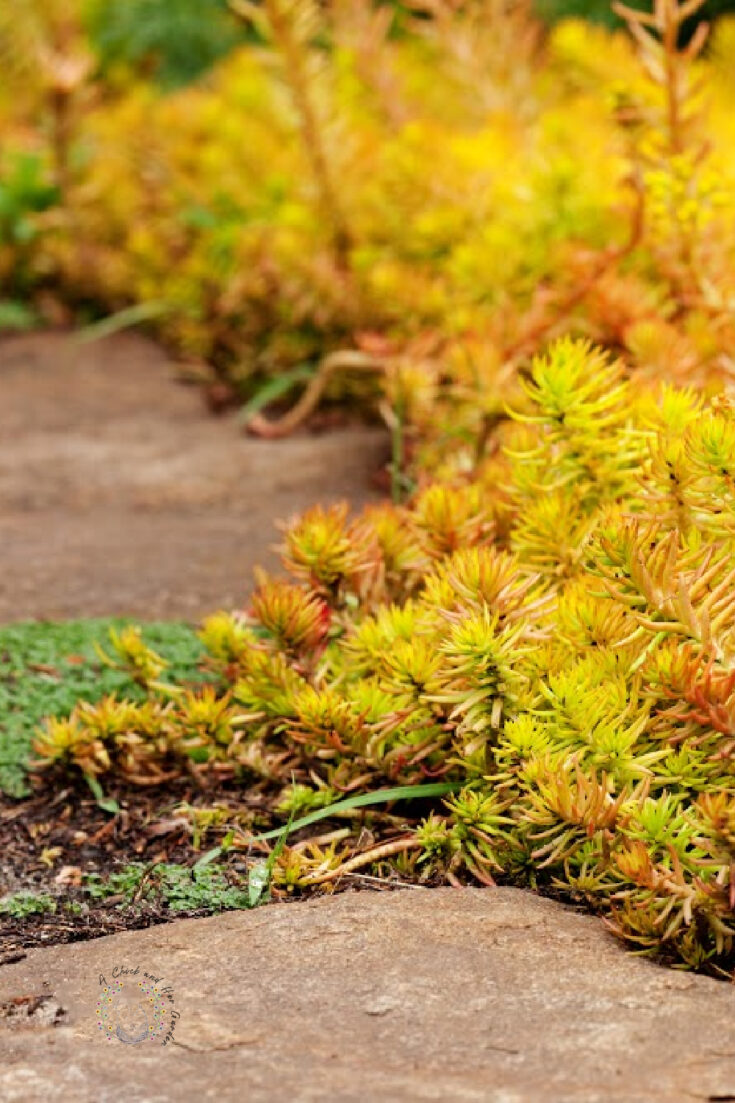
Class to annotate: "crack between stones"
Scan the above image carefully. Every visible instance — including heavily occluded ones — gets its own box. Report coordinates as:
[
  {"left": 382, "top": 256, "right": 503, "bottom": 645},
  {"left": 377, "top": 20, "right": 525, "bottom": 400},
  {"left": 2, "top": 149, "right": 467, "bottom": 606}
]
[{"left": 171, "top": 1036, "right": 264, "bottom": 1054}]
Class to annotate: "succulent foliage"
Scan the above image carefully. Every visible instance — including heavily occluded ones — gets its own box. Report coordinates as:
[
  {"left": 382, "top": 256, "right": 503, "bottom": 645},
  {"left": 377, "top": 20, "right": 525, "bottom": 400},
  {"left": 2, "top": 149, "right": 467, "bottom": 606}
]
[{"left": 34, "top": 339, "right": 735, "bottom": 973}]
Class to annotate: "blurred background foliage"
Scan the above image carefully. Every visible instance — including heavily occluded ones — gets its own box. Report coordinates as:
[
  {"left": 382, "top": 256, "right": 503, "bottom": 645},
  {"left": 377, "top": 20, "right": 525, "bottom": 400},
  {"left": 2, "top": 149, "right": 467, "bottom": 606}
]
[
  {"left": 86, "top": 0, "right": 251, "bottom": 89},
  {"left": 534, "top": 0, "right": 735, "bottom": 28},
  {"left": 2, "top": 0, "right": 735, "bottom": 456},
  {"left": 7, "top": 1, "right": 735, "bottom": 95}
]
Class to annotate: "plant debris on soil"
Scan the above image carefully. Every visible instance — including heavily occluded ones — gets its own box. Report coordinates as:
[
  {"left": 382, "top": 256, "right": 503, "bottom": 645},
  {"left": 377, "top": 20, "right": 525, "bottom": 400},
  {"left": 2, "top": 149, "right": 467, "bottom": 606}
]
[
  {"left": 0, "top": 772, "right": 440, "bottom": 956},
  {"left": 0, "top": 777, "right": 253, "bottom": 953}
]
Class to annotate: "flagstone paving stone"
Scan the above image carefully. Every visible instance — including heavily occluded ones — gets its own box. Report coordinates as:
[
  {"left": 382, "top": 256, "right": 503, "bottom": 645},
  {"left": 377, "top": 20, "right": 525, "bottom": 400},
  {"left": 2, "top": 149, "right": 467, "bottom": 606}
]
[
  {"left": 1, "top": 887, "right": 733, "bottom": 1102},
  {"left": 0, "top": 331, "right": 386, "bottom": 622}
]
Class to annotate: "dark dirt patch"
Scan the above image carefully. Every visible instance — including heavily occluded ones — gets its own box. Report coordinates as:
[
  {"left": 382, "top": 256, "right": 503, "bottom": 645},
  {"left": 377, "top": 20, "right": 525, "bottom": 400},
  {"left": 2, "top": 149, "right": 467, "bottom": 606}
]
[
  {"left": 0, "top": 330, "right": 388, "bottom": 622},
  {"left": 0, "top": 776, "right": 254, "bottom": 952},
  {"left": 0, "top": 772, "right": 429, "bottom": 955}
]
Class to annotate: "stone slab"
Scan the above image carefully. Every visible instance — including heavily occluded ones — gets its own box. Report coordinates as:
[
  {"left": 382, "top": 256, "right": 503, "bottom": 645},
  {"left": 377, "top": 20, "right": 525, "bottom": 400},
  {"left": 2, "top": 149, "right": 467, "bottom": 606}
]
[{"left": 1, "top": 887, "right": 733, "bottom": 1102}]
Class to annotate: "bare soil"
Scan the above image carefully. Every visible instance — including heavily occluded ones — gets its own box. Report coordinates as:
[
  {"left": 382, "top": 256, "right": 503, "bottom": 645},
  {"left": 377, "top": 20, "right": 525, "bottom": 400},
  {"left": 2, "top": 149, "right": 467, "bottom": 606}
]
[
  {"left": 0, "top": 773, "right": 275, "bottom": 955},
  {"left": 0, "top": 331, "right": 388, "bottom": 622},
  {"left": 0, "top": 770, "right": 441, "bottom": 956}
]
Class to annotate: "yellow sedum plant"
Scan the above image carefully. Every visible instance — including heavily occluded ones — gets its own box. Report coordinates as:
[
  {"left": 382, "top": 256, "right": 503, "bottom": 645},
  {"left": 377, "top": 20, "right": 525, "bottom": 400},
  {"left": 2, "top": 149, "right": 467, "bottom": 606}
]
[
  {"left": 3, "top": 0, "right": 735, "bottom": 453},
  {"left": 34, "top": 339, "right": 735, "bottom": 973}
]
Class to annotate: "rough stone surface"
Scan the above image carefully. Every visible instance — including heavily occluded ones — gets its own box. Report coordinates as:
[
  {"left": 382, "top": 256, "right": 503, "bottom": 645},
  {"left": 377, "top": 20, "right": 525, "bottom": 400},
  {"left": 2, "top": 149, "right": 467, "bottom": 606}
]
[
  {"left": 0, "top": 887, "right": 733, "bottom": 1102},
  {"left": 0, "top": 331, "right": 387, "bottom": 621}
]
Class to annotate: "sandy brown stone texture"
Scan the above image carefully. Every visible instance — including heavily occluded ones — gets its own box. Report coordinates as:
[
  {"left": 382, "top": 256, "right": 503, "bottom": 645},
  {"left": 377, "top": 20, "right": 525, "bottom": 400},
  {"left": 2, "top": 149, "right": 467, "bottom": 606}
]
[
  {"left": 0, "top": 331, "right": 387, "bottom": 622},
  {"left": 1, "top": 887, "right": 733, "bottom": 1102}
]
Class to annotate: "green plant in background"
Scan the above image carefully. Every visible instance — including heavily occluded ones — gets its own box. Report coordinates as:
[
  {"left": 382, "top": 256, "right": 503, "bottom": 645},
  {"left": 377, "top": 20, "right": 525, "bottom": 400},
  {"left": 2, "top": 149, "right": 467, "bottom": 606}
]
[
  {"left": 533, "top": 0, "right": 623, "bottom": 23},
  {"left": 534, "top": 0, "right": 735, "bottom": 30},
  {"left": 0, "top": 153, "right": 59, "bottom": 250},
  {"left": 0, "top": 152, "right": 60, "bottom": 297},
  {"left": 0, "top": 891, "right": 57, "bottom": 919},
  {"left": 86, "top": 0, "right": 249, "bottom": 89}
]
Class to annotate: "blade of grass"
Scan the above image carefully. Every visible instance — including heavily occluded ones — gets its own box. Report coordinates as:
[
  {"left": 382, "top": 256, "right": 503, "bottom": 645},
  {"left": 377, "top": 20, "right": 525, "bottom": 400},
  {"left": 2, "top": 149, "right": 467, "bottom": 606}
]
[
  {"left": 84, "top": 772, "right": 121, "bottom": 815},
  {"left": 246, "top": 782, "right": 460, "bottom": 844},
  {"left": 76, "top": 301, "right": 171, "bottom": 343},
  {"left": 247, "top": 810, "right": 295, "bottom": 906},
  {"left": 237, "top": 365, "right": 315, "bottom": 425},
  {"left": 193, "top": 828, "right": 235, "bottom": 871},
  {"left": 193, "top": 783, "right": 458, "bottom": 871}
]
